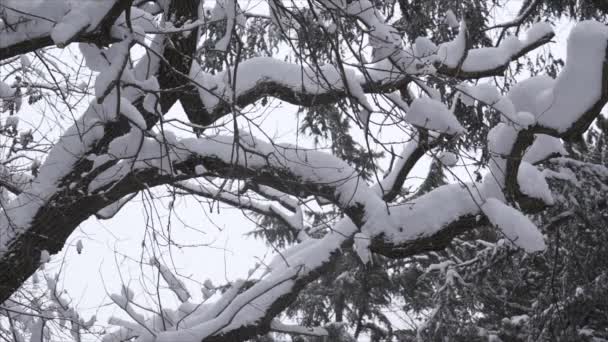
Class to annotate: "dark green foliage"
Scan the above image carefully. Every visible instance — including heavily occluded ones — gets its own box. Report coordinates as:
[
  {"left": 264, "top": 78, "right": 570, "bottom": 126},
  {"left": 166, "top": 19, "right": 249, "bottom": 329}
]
[
  {"left": 396, "top": 0, "right": 494, "bottom": 47},
  {"left": 408, "top": 119, "right": 608, "bottom": 342},
  {"left": 541, "top": 0, "right": 608, "bottom": 20},
  {"left": 300, "top": 104, "right": 383, "bottom": 180}
]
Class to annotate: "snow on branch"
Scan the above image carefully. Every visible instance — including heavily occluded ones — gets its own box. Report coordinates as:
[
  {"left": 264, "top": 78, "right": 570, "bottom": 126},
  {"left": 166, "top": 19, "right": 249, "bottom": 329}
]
[
  {"left": 0, "top": 31, "right": 565, "bottom": 324},
  {"left": 151, "top": 222, "right": 355, "bottom": 342},
  {"left": 523, "top": 134, "right": 568, "bottom": 165},
  {"left": 485, "top": 21, "right": 608, "bottom": 208},
  {"left": 437, "top": 22, "right": 555, "bottom": 78},
  {"left": 270, "top": 320, "right": 328, "bottom": 337},
  {"left": 315, "top": 0, "right": 553, "bottom": 79},
  {"left": 1, "top": 2, "right": 607, "bottom": 340},
  {"left": 210, "top": 0, "right": 245, "bottom": 52},
  {"left": 405, "top": 97, "right": 465, "bottom": 135},
  {"left": 245, "top": 183, "right": 299, "bottom": 213},
  {"left": 0, "top": 164, "right": 31, "bottom": 195},
  {"left": 481, "top": 198, "right": 545, "bottom": 252},
  {"left": 88, "top": 132, "right": 392, "bottom": 232},
  {"left": 151, "top": 257, "right": 191, "bottom": 303},
  {"left": 96, "top": 192, "right": 138, "bottom": 220},
  {"left": 0, "top": 34, "right": 160, "bottom": 303},
  {"left": 103, "top": 177, "right": 494, "bottom": 341},
  {"left": 175, "top": 180, "right": 306, "bottom": 240},
  {"left": 186, "top": 21, "right": 553, "bottom": 127},
  {"left": 452, "top": 20, "right": 607, "bottom": 213},
  {"left": 533, "top": 21, "right": 608, "bottom": 137},
  {"left": 189, "top": 57, "right": 373, "bottom": 125},
  {"left": 0, "top": 0, "right": 131, "bottom": 59}
]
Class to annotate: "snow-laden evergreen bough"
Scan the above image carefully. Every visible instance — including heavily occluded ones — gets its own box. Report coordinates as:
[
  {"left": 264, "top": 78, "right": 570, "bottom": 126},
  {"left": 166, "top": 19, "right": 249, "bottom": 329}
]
[{"left": 0, "top": 0, "right": 607, "bottom": 341}]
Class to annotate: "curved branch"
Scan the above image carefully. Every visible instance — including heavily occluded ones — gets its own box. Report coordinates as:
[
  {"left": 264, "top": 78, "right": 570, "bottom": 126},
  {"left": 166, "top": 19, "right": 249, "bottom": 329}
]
[
  {"left": 436, "top": 31, "right": 554, "bottom": 79},
  {"left": 503, "top": 22, "right": 608, "bottom": 207},
  {"left": 185, "top": 26, "right": 553, "bottom": 127}
]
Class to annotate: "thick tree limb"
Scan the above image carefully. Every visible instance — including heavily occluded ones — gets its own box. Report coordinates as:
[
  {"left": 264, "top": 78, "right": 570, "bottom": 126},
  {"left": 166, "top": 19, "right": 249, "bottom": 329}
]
[
  {"left": 184, "top": 27, "right": 553, "bottom": 127},
  {"left": 0, "top": 0, "right": 131, "bottom": 60},
  {"left": 503, "top": 29, "right": 608, "bottom": 207},
  {"left": 0, "top": 1, "right": 201, "bottom": 302},
  {"left": 435, "top": 32, "right": 554, "bottom": 79},
  {"left": 156, "top": 0, "right": 206, "bottom": 123}
]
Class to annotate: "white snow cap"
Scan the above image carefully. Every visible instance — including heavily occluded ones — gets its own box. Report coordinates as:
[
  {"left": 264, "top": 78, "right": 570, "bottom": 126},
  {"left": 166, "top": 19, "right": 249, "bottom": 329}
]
[
  {"left": 523, "top": 134, "right": 567, "bottom": 164},
  {"left": 482, "top": 198, "right": 545, "bottom": 252},
  {"left": 457, "top": 83, "right": 501, "bottom": 106},
  {"left": 406, "top": 97, "right": 465, "bottom": 135},
  {"left": 535, "top": 21, "right": 608, "bottom": 132},
  {"left": 40, "top": 250, "right": 50, "bottom": 264},
  {"left": 414, "top": 37, "right": 438, "bottom": 57},
  {"left": 438, "top": 151, "right": 458, "bottom": 167},
  {"left": 444, "top": 10, "right": 459, "bottom": 28},
  {"left": 515, "top": 111, "right": 536, "bottom": 128},
  {"left": 436, "top": 21, "right": 467, "bottom": 67},
  {"left": 20, "top": 55, "right": 31, "bottom": 68},
  {"left": 518, "top": 161, "right": 554, "bottom": 205},
  {"left": 354, "top": 232, "right": 372, "bottom": 264}
]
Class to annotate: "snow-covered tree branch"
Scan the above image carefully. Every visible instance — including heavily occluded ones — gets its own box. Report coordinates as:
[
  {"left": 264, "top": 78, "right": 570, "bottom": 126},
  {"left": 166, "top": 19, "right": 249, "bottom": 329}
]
[{"left": 0, "top": 0, "right": 607, "bottom": 341}]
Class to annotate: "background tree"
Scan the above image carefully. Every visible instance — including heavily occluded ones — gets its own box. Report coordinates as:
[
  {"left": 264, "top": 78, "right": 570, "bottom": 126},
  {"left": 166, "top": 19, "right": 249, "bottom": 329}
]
[{"left": 0, "top": 0, "right": 606, "bottom": 341}]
